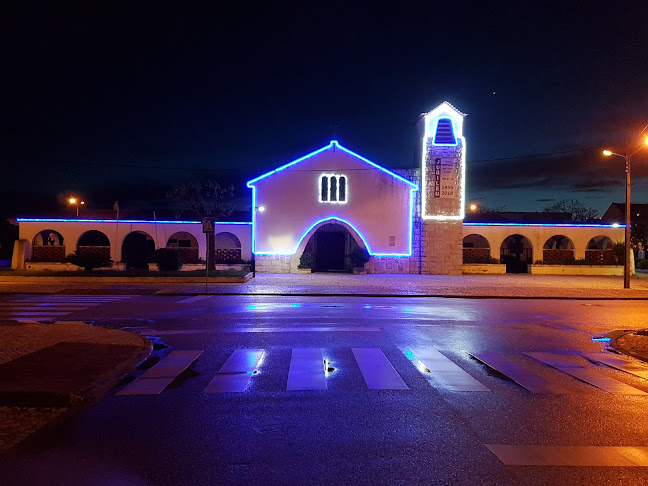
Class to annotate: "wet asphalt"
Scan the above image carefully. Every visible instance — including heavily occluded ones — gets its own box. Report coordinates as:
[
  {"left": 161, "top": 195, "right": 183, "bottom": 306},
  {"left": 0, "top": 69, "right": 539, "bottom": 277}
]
[{"left": 2, "top": 295, "right": 648, "bottom": 485}]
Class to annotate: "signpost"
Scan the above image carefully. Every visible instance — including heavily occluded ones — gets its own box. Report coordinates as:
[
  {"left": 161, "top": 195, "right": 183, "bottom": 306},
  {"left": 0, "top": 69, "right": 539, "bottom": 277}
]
[{"left": 202, "top": 218, "right": 215, "bottom": 292}]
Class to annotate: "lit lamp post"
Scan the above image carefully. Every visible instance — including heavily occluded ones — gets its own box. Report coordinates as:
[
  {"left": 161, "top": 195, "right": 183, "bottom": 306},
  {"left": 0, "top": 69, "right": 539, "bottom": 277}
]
[
  {"left": 469, "top": 203, "right": 478, "bottom": 212},
  {"left": 603, "top": 136, "right": 648, "bottom": 289},
  {"left": 68, "top": 197, "right": 85, "bottom": 217}
]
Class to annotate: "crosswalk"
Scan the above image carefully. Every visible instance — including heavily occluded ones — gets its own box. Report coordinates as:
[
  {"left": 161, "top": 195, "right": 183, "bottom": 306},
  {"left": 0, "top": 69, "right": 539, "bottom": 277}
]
[
  {"left": 116, "top": 346, "right": 648, "bottom": 397},
  {"left": 0, "top": 296, "right": 131, "bottom": 322}
]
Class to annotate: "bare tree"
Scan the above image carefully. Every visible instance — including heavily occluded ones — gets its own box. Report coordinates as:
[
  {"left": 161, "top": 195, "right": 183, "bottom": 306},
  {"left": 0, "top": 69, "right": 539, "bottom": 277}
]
[
  {"left": 541, "top": 199, "right": 598, "bottom": 221},
  {"left": 167, "top": 180, "right": 235, "bottom": 270}
]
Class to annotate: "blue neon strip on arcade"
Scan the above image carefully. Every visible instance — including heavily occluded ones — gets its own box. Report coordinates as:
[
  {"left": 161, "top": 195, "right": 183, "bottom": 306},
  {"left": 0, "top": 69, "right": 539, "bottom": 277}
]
[
  {"left": 16, "top": 218, "right": 252, "bottom": 225},
  {"left": 464, "top": 222, "right": 625, "bottom": 228}
]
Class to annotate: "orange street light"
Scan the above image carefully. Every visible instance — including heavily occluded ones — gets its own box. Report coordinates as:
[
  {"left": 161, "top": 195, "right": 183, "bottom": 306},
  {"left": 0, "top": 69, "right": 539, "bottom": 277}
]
[
  {"left": 469, "top": 203, "right": 478, "bottom": 212},
  {"left": 68, "top": 196, "right": 84, "bottom": 217},
  {"left": 602, "top": 135, "right": 648, "bottom": 289}
]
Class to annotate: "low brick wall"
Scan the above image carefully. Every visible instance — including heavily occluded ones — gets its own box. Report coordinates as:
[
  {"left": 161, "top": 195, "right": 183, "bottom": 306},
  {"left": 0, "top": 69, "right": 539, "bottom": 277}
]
[
  {"left": 369, "top": 257, "right": 412, "bottom": 274},
  {"left": 462, "top": 248, "right": 490, "bottom": 263},
  {"left": 585, "top": 250, "right": 616, "bottom": 265},
  {"left": 462, "top": 264, "right": 506, "bottom": 275},
  {"left": 529, "top": 264, "right": 623, "bottom": 276},
  {"left": 78, "top": 246, "right": 111, "bottom": 261},
  {"left": 31, "top": 246, "right": 66, "bottom": 263},
  {"left": 542, "top": 249, "right": 574, "bottom": 264},
  {"left": 255, "top": 254, "right": 291, "bottom": 273},
  {"left": 215, "top": 248, "right": 242, "bottom": 264}
]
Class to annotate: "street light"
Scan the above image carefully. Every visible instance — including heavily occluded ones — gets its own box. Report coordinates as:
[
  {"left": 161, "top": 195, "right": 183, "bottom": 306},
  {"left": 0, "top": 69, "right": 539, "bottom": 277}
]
[
  {"left": 68, "top": 196, "right": 85, "bottom": 217},
  {"left": 469, "top": 203, "right": 478, "bottom": 212},
  {"left": 602, "top": 136, "right": 648, "bottom": 289}
]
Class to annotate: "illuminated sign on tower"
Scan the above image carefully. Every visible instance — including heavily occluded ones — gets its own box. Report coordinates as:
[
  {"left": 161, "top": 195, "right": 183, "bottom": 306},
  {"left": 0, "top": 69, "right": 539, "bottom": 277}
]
[{"left": 420, "top": 101, "right": 467, "bottom": 220}]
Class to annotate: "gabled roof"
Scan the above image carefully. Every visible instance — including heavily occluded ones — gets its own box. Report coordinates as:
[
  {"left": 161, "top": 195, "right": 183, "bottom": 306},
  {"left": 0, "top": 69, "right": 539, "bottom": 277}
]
[{"left": 246, "top": 140, "right": 418, "bottom": 190}]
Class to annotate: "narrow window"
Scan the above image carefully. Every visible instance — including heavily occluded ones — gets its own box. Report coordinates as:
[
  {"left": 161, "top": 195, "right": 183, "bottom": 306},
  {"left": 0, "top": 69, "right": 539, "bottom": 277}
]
[
  {"left": 321, "top": 176, "right": 329, "bottom": 202},
  {"left": 330, "top": 176, "right": 338, "bottom": 201},
  {"left": 434, "top": 118, "right": 456, "bottom": 144},
  {"left": 338, "top": 176, "right": 346, "bottom": 202}
]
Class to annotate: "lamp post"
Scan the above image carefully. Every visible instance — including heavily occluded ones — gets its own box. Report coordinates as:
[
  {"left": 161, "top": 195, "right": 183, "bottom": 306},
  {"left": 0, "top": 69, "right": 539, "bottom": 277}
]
[
  {"left": 68, "top": 197, "right": 85, "bottom": 217},
  {"left": 603, "top": 136, "right": 648, "bottom": 289}
]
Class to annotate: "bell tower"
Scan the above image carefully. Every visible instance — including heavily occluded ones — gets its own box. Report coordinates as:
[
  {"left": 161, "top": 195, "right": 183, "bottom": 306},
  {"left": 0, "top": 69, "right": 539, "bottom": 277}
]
[{"left": 419, "top": 101, "right": 466, "bottom": 274}]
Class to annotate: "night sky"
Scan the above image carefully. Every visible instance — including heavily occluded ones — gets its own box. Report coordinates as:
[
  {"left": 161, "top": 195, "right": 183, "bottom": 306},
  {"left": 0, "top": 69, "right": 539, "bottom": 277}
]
[{"left": 3, "top": 2, "right": 648, "bottom": 219}]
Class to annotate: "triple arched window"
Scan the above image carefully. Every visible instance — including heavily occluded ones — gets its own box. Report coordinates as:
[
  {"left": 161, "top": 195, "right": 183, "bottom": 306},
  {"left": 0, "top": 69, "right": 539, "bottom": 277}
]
[{"left": 319, "top": 174, "right": 347, "bottom": 204}]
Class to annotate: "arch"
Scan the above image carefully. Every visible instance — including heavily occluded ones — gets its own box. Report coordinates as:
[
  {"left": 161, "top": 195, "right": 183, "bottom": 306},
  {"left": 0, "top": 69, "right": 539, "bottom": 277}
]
[
  {"left": 292, "top": 217, "right": 368, "bottom": 273},
  {"left": 586, "top": 235, "right": 616, "bottom": 264},
  {"left": 462, "top": 234, "right": 491, "bottom": 263},
  {"left": 500, "top": 234, "right": 533, "bottom": 273},
  {"left": 587, "top": 235, "right": 613, "bottom": 250},
  {"left": 214, "top": 232, "right": 242, "bottom": 263},
  {"left": 122, "top": 231, "right": 155, "bottom": 269},
  {"left": 77, "top": 230, "right": 111, "bottom": 263},
  {"left": 543, "top": 235, "right": 575, "bottom": 264},
  {"left": 167, "top": 231, "right": 200, "bottom": 264},
  {"left": 31, "top": 229, "right": 65, "bottom": 262}
]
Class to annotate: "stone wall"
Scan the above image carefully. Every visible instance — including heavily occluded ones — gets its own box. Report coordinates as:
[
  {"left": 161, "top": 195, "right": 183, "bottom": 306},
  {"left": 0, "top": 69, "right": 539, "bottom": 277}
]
[
  {"left": 255, "top": 254, "right": 291, "bottom": 273},
  {"left": 422, "top": 220, "right": 463, "bottom": 274},
  {"left": 370, "top": 256, "right": 412, "bottom": 274}
]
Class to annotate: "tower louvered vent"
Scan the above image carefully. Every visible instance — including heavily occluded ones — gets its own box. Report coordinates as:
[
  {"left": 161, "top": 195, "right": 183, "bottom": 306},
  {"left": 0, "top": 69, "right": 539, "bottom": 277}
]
[{"left": 434, "top": 118, "right": 456, "bottom": 144}]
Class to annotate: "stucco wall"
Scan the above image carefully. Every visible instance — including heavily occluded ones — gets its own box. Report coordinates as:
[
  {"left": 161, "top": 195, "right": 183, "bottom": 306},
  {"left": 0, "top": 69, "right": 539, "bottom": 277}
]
[
  {"left": 462, "top": 224, "right": 624, "bottom": 261},
  {"left": 18, "top": 220, "right": 252, "bottom": 263},
  {"left": 250, "top": 142, "right": 416, "bottom": 257}
]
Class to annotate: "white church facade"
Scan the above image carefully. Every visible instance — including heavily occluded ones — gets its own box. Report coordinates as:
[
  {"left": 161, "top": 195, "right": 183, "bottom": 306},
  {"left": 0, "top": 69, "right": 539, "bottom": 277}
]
[{"left": 13, "top": 102, "right": 624, "bottom": 274}]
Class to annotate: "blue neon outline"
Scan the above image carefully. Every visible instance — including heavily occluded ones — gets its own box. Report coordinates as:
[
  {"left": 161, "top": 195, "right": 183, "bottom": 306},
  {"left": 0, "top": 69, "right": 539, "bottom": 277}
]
[
  {"left": 463, "top": 222, "right": 625, "bottom": 228},
  {"left": 246, "top": 140, "right": 418, "bottom": 190},
  {"left": 252, "top": 187, "right": 416, "bottom": 257},
  {"left": 16, "top": 218, "right": 252, "bottom": 225},
  {"left": 432, "top": 117, "right": 458, "bottom": 146}
]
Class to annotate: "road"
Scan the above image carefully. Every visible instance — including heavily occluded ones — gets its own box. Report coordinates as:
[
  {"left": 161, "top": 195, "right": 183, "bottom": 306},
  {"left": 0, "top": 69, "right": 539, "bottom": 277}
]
[{"left": 2, "top": 293, "right": 648, "bottom": 485}]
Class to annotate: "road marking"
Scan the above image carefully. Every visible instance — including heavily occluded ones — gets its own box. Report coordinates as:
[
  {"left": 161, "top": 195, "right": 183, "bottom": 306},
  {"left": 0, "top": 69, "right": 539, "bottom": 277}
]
[
  {"left": 0, "top": 312, "right": 71, "bottom": 317},
  {"left": 138, "top": 327, "right": 381, "bottom": 335},
  {"left": 486, "top": 444, "right": 648, "bottom": 466},
  {"left": 203, "top": 349, "right": 265, "bottom": 393},
  {"left": 470, "top": 351, "right": 568, "bottom": 394},
  {"left": 582, "top": 352, "right": 648, "bottom": 380},
  {"left": 409, "top": 349, "right": 490, "bottom": 392},
  {"left": 287, "top": 348, "right": 327, "bottom": 391},
  {"left": 177, "top": 295, "right": 212, "bottom": 304},
  {"left": 526, "top": 352, "right": 648, "bottom": 396},
  {"left": 227, "top": 327, "right": 381, "bottom": 333},
  {"left": 116, "top": 350, "right": 203, "bottom": 396},
  {"left": 352, "top": 348, "right": 409, "bottom": 390}
]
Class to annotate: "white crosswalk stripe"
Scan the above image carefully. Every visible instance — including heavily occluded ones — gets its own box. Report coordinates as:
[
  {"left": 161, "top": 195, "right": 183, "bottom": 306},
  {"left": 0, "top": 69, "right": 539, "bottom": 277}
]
[
  {"left": 113, "top": 345, "right": 648, "bottom": 397},
  {"left": 0, "top": 296, "right": 131, "bottom": 322}
]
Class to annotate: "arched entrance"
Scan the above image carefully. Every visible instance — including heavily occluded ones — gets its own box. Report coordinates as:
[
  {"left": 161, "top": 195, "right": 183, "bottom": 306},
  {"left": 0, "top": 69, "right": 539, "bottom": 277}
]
[
  {"left": 304, "top": 223, "right": 361, "bottom": 272},
  {"left": 167, "top": 232, "right": 200, "bottom": 263},
  {"left": 122, "top": 231, "right": 155, "bottom": 269},
  {"left": 500, "top": 234, "right": 533, "bottom": 273},
  {"left": 77, "top": 230, "right": 111, "bottom": 261}
]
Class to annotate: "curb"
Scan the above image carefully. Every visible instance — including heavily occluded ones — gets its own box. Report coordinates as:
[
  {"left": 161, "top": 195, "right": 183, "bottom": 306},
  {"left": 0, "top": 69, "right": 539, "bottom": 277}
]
[
  {"left": 609, "top": 329, "right": 648, "bottom": 365},
  {"left": 0, "top": 273, "right": 252, "bottom": 284}
]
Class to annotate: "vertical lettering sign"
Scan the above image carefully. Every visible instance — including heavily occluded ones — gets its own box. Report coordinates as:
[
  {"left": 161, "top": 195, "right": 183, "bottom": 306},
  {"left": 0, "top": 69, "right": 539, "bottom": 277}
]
[
  {"left": 440, "top": 157, "right": 459, "bottom": 199},
  {"left": 434, "top": 158, "right": 441, "bottom": 198}
]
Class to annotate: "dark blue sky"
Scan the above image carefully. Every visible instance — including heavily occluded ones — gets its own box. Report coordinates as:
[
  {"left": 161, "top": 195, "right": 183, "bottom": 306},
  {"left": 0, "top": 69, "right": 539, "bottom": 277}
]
[{"left": 3, "top": 1, "right": 647, "bottom": 218}]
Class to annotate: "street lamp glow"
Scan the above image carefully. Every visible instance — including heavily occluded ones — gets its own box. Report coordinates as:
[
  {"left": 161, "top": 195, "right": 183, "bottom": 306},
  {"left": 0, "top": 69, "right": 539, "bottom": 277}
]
[
  {"left": 602, "top": 150, "right": 612, "bottom": 156},
  {"left": 469, "top": 203, "right": 478, "bottom": 212},
  {"left": 68, "top": 197, "right": 77, "bottom": 204},
  {"left": 258, "top": 206, "right": 266, "bottom": 213}
]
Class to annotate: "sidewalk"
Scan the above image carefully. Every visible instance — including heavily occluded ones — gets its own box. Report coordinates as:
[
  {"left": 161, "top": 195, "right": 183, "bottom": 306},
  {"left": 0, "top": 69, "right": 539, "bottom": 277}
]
[
  {"left": 2, "top": 273, "right": 645, "bottom": 299},
  {"left": 0, "top": 321, "right": 151, "bottom": 452}
]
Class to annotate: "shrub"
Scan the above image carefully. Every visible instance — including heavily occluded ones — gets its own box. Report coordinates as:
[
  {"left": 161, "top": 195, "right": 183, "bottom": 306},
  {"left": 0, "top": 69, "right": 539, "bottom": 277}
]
[
  {"left": 612, "top": 241, "right": 625, "bottom": 265},
  {"left": 487, "top": 257, "right": 500, "bottom": 264},
  {"left": 637, "top": 259, "right": 648, "bottom": 270},
  {"left": 298, "top": 252, "right": 313, "bottom": 269},
  {"left": 349, "top": 247, "right": 370, "bottom": 268},
  {"left": 152, "top": 248, "right": 183, "bottom": 271},
  {"left": 66, "top": 251, "right": 112, "bottom": 272}
]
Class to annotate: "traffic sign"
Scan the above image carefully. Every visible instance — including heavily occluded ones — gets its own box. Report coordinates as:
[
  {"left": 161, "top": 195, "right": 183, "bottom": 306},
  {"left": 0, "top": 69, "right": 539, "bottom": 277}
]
[{"left": 202, "top": 217, "right": 215, "bottom": 233}]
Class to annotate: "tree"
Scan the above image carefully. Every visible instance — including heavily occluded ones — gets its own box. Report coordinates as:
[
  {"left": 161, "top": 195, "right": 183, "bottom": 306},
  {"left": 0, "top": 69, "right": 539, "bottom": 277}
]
[
  {"left": 167, "top": 180, "right": 235, "bottom": 270},
  {"left": 541, "top": 199, "right": 598, "bottom": 221}
]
